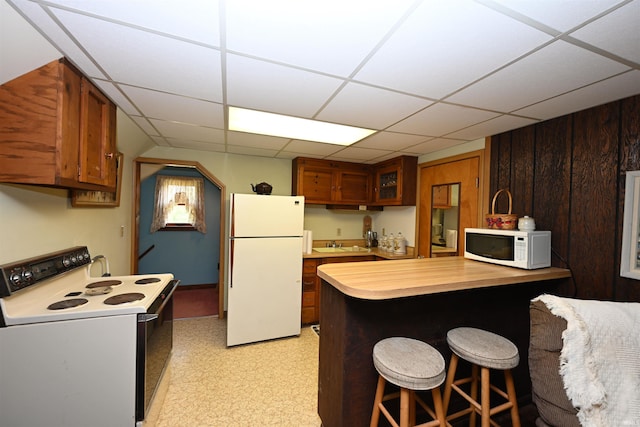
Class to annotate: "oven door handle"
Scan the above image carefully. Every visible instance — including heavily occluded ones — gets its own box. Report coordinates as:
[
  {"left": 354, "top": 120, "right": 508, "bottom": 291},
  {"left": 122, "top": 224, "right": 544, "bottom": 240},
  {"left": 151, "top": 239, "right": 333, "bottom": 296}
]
[{"left": 139, "top": 313, "right": 159, "bottom": 322}]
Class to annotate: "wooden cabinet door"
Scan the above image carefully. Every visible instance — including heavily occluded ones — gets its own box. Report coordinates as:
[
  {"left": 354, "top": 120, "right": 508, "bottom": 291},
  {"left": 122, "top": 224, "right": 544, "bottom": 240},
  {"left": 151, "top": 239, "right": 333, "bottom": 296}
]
[
  {"left": 301, "top": 259, "right": 320, "bottom": 324},
  {"left": 300, "top": 166, "right": 334, "bottom": 203},
  {"left": 373, "top": 156, "right": 417, "bottom": 206},
  {"left": 432, "top": 185, "right": 450, "bottom": 207},
  {"left": 79, "top": 78, "right": 117, "bottom": 189},
  {"left": 374, "top": 163, "right": 399, "bottom": 203},
  {"left": 336, "top": 169, "right": 370, "bottom": 204}
]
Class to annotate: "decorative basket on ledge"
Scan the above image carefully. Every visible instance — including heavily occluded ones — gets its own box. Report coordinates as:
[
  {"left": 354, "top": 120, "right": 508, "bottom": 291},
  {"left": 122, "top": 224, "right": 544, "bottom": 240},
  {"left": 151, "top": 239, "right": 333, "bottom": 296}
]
[{"left": 485, "top": 189, "right": 517, "bottom": 229}]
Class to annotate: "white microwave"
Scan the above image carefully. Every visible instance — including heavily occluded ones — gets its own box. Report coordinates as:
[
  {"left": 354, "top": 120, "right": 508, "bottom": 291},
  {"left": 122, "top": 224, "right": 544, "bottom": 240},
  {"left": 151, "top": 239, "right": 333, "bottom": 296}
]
[{"left": 464, "top": 228, "right": 551, "bottom": 269}]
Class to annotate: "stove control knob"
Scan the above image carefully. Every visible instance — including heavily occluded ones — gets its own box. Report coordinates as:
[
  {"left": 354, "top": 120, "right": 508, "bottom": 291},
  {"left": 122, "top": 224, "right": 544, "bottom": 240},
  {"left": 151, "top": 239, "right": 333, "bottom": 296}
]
[
  {"left": 21, "top": 269, "right": 33, "bottom": 282},
  {"left": 63, "top": 257, "right": 71, "bottom": 267},
  {"left": 10, "top": 272, "right": 21, "bottom": 286}
]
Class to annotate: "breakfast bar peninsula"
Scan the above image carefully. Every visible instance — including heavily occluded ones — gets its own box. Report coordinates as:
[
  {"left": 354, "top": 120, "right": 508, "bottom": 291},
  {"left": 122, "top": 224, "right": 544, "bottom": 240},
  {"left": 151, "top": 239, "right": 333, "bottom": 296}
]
[{"left": 316, "top": 256, "right": 571, "bottom": 427}]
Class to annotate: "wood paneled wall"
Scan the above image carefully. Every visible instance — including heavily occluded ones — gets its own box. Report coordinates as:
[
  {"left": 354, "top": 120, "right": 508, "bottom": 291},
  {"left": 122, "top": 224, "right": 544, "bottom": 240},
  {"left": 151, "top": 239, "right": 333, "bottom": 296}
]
[{"left": 490, "top": 94, "right": 640, "bottom": 302}]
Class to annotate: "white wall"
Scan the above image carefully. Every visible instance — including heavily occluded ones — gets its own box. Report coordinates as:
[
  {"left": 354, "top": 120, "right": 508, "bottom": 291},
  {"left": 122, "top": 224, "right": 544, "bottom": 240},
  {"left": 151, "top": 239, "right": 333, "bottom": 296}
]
[{"left": 0, "top": 111, "right": 152, "bottom": 274}]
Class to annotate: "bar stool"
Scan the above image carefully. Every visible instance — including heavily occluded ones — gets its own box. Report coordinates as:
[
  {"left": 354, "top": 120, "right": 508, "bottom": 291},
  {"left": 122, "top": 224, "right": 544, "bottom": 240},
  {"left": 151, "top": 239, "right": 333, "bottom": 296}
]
[
  {"left": 370, "top": 337, "right": 447, "bottom": 427},
  {"left": 442, "top": 327, "right": 521, "bottom": 427}
]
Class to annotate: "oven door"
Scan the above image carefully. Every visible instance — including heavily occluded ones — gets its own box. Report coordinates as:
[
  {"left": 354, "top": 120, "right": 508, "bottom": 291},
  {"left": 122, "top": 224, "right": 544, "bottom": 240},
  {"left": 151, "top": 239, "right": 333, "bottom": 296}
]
[{"left": 136, "top": 279, "right": 178, "bottom": 422}]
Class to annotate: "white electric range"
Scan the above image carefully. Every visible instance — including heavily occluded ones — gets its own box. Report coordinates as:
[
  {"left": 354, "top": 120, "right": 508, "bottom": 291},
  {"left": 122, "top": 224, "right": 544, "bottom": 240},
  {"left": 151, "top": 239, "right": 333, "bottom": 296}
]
[{"left": 0, "top": 247, "right": 178, "bottom": 427}]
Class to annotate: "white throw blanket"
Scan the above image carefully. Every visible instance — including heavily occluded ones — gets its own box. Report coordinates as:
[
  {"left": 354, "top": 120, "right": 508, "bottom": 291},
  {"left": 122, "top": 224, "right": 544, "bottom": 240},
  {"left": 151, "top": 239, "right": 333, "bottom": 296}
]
[{"left": 534, "top": 295, "right": 640, "bottom": 427}]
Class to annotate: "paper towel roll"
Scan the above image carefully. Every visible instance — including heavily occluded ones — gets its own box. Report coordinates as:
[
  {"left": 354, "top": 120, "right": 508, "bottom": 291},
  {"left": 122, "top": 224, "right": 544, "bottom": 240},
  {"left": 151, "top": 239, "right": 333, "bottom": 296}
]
[
  {"left": 303, "top": 230, "right": 313, "bottom": 254},
  {"left": 445, "top": 229, "right": 457, "bottom": 249}
]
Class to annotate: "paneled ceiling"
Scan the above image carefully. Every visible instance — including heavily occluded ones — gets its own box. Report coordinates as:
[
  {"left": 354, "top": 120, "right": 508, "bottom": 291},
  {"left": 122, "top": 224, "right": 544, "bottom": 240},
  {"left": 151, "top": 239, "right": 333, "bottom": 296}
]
[{"left": 2, "top": 0, "right": 640, "bottom": 163}]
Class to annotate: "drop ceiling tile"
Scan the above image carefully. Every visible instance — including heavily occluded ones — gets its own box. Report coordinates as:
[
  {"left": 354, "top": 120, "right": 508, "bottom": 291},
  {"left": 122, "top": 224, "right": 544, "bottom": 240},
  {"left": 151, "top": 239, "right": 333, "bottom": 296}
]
[
  {"left": 389, "top": 103, "right": 500, "bottom": 136},
  {"left": 92, "top": 80, "right": 138, "bottom": 114},
  {"left": 317, "top": 83, "right": 434, "bottom": 129},
  {"left": 120, "top": 85, "right": 223, "bottom": 127},
  {"left": 226, "top": 54, "right": 344, "bottom": 118},
  {"left": 275, "top": 151, "right": 300, "bottom": 160},
  {"left": 282, "top": 140, "right": 345, "bottom": 157},
  {"left": 1, "top": 0, "right": 62, "bottom": 83},
  {"left": 569, "top": 1, "right": 640, "bottom": 64},
  {"left": 131, "top": 116, "right": 161, "bottom": 136},
  {"left": 405, "top": 138, "right": 467, "bottom": 154},
  {"left": 448, "top": 40, "right": 630, "bottom": 112},
  {"left": 514, "top": 70, "right": 640, "bottom": 119},
  {"left": 44, "top": 0, "right": 220, "bottom": 45},
  {"left": 51, "top": 8, "right": 222, "bottom": 101},
  {"left": 225, "top": 0, "right": 415, "bottom": 76},
  {"left": 151, "top": 136, "right": 170, "bottom": 147},
  {"left": 325, "top": 146, "right": 392, "bottom": 162},
  {"left": 6, "top": 0, "right": 103, "bottom": 80},
  {"left": 446, "top": 114, "right": 539, "bottom": 140},
  {"left": 354, "top": 0, "right": 551, "bottom": 99},
  {"left": 227, "top": 131, "right": 290, "bottom": 150},
  {"left": 150, "top": 120, "right": 225, "bottom": 144},
  {"left": 353, "top": 131, "right": 429, "bottom": 151},
  {"left": 226, "top": 145, "right": 280, "bottom": 158},
  {"left": 486, "top": 0, "right": 627, "bottom": 32},
  {"left": 167, "top": 139, "right": 226, "bottom": 152}
]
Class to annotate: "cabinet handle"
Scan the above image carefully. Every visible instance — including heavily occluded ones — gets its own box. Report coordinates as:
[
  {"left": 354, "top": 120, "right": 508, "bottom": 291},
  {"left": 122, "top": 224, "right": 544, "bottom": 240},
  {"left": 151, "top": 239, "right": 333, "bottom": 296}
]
[{"left": 105, "top": 152, "right": 114, "bottom": 159}]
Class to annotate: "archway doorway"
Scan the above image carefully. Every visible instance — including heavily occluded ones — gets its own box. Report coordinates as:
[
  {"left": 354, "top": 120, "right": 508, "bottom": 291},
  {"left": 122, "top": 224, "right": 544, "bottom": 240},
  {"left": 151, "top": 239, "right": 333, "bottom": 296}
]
[{"left": 132, "top": 157, "right": 226, "bottom": 318}]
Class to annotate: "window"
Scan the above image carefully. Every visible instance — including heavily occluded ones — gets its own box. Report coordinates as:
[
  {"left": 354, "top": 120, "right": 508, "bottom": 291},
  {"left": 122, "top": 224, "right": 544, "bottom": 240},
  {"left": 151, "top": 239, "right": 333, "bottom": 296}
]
[{"left": 150, "top": 176, "right": 206, "bottom": 233}]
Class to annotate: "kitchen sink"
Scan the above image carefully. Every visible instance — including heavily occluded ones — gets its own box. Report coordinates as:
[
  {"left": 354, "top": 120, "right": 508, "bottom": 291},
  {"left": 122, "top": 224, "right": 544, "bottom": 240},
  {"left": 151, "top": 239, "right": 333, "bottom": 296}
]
[
  {"left": 312, "top": 247, "right": 371, "bottom": 253},
  {"left": 340, "top": 246, "right": 371, "bottom": 252}
]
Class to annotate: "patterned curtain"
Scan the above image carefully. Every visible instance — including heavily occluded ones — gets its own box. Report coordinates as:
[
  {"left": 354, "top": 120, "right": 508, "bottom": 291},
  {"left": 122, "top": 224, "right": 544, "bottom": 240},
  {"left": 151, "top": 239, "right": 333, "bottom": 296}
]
[{"left": 150, "top": 176, "right": 206, "bottom": 233}]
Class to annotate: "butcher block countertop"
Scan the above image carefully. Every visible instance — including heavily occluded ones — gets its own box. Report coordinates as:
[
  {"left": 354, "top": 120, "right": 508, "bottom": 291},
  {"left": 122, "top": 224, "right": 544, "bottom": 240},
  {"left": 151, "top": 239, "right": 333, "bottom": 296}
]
[
  {"left": 316, "top": 256, "right": 572, "bottom": 300},
  {"left": 303, "top": 247, "right": 413, "bottom": 260}
]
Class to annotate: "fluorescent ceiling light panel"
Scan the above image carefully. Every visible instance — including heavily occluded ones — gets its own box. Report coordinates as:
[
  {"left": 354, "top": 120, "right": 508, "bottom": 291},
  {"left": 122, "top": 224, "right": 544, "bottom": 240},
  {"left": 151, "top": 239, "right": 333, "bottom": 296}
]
[{"left": 229, "top": 106, "right": 376, "bottom": 145}]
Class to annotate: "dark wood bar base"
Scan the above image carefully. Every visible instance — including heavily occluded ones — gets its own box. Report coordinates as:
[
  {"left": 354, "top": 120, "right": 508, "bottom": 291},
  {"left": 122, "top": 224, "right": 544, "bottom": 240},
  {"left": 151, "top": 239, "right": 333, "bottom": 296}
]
[{"left": 317, "top": 278, "right": 568, "bottom": 427}]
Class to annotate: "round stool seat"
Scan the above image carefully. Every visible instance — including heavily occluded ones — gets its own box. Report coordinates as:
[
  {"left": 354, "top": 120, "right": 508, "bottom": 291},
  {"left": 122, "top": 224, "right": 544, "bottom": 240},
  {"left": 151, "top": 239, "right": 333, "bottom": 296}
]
[
  {"left": 447, "top": 327, "right": 519, "bottom": 370},
  {"left": 373, "top": 337, "right": 445, "bottom": 391}
]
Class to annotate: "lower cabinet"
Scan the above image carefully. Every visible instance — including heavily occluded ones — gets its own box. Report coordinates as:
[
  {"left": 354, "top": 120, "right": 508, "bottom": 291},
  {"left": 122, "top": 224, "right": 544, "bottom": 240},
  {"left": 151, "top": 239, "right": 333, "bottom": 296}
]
[
  {"left": 301, "top": 256, "right": 376, "bottom": 325},
  {"left": 301, "top": 259, "right": 321, "bottom": 325}
]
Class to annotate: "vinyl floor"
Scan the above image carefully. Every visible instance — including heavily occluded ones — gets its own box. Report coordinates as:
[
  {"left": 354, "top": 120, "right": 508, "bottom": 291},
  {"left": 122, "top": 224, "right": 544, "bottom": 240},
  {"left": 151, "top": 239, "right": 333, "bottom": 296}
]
[{"left": 154, "top": 317, "right": 321, "bottom": 427}]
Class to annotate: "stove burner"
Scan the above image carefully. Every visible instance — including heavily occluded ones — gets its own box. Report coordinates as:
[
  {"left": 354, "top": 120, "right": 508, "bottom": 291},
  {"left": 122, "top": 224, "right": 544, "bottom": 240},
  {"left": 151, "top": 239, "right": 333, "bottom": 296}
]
[
  {"left": 104, "top": 293, "right": 145, "bottom": 305},
  {"left": 135, "top": 277, "right": 160, "bottom": 285},
  {"left": 48, "top": 298, "right": 89, "bottom": 310},
  {"left": 85, "top": 286, "right": 113, "bottom": 296},
  {"left": 87, "top": 280, "right": 122, "bottom": 288}
]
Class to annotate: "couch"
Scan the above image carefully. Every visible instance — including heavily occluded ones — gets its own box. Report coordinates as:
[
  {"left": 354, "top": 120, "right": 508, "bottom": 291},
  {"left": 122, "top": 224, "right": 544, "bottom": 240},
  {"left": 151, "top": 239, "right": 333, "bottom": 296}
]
[{"left": 529, "top": 298, "right": 580, "bottom": 427}]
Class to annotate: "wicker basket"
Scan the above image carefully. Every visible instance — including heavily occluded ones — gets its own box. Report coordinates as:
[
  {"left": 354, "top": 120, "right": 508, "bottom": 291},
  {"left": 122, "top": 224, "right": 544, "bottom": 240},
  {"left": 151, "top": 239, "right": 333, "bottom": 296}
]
[{"left": 485, "top": 189, "right": 517, "bottom": 229}]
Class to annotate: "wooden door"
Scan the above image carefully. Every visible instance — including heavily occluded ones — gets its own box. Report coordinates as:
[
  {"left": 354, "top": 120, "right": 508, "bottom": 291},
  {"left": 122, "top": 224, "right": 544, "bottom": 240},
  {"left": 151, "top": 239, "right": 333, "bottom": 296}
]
[{"left": 418, "top": 156, "right": 480, "bottom": 257}]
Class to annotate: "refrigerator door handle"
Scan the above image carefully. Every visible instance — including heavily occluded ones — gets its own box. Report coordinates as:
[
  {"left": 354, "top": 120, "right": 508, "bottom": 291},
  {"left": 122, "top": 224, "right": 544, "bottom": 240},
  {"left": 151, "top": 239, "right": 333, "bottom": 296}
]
[{"left": 229, "top": 239, "right": 234, "bottom": 288}]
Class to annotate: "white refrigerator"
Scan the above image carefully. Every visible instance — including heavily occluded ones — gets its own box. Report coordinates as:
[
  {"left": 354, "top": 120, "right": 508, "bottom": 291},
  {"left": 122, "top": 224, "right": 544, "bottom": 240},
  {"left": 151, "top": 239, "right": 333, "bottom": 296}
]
[{"left": 227, "top": 193, "right": 305, "bottom": 346}]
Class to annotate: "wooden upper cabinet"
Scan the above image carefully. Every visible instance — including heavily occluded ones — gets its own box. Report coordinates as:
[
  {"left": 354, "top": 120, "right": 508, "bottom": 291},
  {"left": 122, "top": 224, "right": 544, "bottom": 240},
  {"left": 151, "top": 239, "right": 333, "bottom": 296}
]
[
  {"left": 335, "top": 169, "right": 370, "bottom": 204},
  {"left": 296, "top": 160, "right": 335, "bottom": 203},
  {"left": 292, "top": 157, "right": 371, "bottom": 205},
  {"left": 372, "top": 156, "right": 418, "bottom": 206},
  {"left": 432, "top": 185, "right": 450, "bottom": 208},
  {"left": 0, "top": 58, "right": 117, "bottom": 191},
  {"left": 79, "top": 79, "right": 117, "bottom": 187}
]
